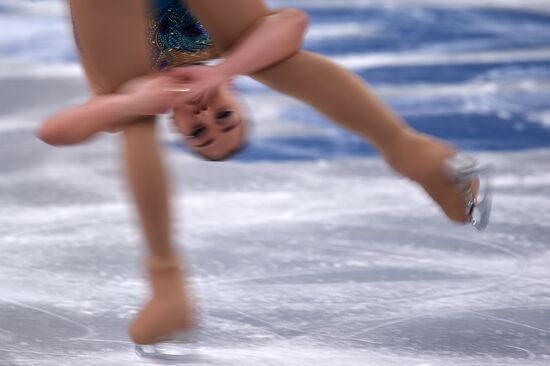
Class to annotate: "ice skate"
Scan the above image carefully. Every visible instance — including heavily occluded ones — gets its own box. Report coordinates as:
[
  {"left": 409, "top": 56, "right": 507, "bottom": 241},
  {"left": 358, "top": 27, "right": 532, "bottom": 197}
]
[
  {"left": 386, "top": 132, "right": 494, "bottom": 229},
  {"left": 130, "top": 256, "right": 198, "bottom": 360},
  {"left": 443, "top": 153, "right": 494, "bottom": 231},
  {"left": 134, "top": 328, "right": 201, "bottom": 361}
]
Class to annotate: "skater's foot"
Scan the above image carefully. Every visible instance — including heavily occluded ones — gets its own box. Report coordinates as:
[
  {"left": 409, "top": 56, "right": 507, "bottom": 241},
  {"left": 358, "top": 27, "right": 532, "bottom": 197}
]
[
  {"left": 385, "top": 131, "right": 479, "bottom": 224},
  {"left": 129, "top": 257, "right": 194, "bottom": 345}
]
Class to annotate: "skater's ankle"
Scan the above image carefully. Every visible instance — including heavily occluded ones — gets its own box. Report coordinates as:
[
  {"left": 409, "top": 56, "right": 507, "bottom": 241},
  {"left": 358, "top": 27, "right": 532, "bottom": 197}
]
[
  {"left": 380, "top": 129, "right": 417, "bottom": 168},
  {"left": 148, "top": 254, "right": 181, "bottom": 267},
  {"left": 382, "top": 130, "right": 457, "bottom": 182},
  {"left": 143, "top": 255, "right": 188, "bottom": 298}
]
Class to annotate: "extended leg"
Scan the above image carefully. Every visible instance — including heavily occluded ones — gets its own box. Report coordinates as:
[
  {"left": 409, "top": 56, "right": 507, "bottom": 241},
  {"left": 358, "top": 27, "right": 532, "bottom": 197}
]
[
  {"left": 68, "top": 0, "right": 192, "bottom": 345},
  {"left": 186, "top": 0, "right": 474, "bottom": 224}
]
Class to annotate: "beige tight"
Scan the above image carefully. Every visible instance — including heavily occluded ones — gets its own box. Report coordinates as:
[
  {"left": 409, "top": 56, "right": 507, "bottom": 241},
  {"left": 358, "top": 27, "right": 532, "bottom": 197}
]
[
  {"left": 69, "top": 0, "right": 192, "bottom": 345},
  {"left": 69, "top": 0, "right": 177, "bottom": 261}
]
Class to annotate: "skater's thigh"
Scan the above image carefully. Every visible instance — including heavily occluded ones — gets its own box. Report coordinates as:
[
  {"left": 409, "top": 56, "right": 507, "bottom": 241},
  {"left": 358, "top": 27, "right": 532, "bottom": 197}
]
[
  {"left": 184, "top": 0, "right": 271, "bottom": 52},
  {"left": 68, "top": 0, "right": 151, "bottom": 95}
]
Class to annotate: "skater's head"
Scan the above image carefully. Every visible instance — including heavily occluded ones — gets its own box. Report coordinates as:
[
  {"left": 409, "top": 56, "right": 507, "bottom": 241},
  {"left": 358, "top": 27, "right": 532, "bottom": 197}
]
[{"left": 172, "top": 81, "right": 248, "bottom": 161}]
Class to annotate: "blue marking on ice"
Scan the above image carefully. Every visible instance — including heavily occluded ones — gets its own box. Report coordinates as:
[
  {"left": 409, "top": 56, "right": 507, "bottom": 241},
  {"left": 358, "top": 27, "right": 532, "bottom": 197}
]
[
  {"left": 354, "top": 61, "right": 550, "bottom": 85},
  {"left": 302, "top": 7, "right": 550, "bottom": 53}
]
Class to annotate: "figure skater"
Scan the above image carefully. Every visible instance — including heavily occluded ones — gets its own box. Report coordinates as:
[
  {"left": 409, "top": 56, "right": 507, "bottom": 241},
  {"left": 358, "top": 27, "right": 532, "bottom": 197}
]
[
  {"left": 46, "top": 0, "right": 492, "bottom": 359},
  {"left": 40, "top": 0, "right": 310, "bottom": 356}
]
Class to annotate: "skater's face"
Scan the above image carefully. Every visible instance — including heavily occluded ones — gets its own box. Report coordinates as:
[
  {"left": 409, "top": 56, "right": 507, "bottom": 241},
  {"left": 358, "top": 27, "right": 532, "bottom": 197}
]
[{"left": 173, "top": 82, "right": 247, "bottom": 161}]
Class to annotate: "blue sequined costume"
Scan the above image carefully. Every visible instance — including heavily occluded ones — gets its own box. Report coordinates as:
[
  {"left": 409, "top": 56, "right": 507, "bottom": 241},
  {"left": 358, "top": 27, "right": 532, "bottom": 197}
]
[{"left": 148, "top": 0, "right": 217, "bottom": 70}]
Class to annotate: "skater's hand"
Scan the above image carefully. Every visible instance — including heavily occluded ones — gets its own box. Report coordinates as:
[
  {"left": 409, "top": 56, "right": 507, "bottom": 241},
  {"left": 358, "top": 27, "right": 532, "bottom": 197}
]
[
  {"left": 119, "top": 74, "right": 184, "bottom": 116},
  {"left": 168, "top": 65, "right": 230, "bottom": 106}
]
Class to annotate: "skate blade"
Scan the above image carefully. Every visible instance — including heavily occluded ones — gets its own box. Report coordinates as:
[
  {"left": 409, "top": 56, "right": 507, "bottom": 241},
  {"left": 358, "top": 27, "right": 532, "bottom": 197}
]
[
  {"left": 468, "top": 164, "right": 494, "bottom": 231},
  {"left": 135, "top": 343, "right": 205, "bottom": 362},
  {"left": 135, "top": 330, "right": 202, "bottom": 362},
  {"left": 444, "top": 153, "right": 495, "bottom": 231}
]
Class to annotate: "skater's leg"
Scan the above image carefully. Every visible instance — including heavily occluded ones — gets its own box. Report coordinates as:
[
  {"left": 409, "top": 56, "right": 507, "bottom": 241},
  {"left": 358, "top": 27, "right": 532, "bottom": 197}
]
[
  {"left": 69, "top": 0, "right": 177, "bottom": 261},
  {"left": 254, "top": 53, "right": 469, "bottom": 224},
  {"left": 69, "top": 0, "right": 192, "bottom": 344},
  {"left": 123, "top": 121, "right": 193, "bottom": 345},
  {"left": 186, "top": 0, "right": 472, "bottom": 224},
  {"left": 68, "top": 0, "right": 151, "bottom": 94}
]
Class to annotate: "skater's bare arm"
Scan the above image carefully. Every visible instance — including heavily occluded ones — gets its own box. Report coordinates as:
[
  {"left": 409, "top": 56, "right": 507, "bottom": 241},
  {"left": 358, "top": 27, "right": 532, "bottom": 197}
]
[
  {"left": 169, "top": 8, "right": 309, "bottom": 102},
  {"left": 217, "top": 8, "right": 309, "bottom": 76},
  {"left": 37, "top": 95, "right": 135, "bottom": 146},
  {"left": 37, "top": 75, "right": 184, "bottom": 146}
]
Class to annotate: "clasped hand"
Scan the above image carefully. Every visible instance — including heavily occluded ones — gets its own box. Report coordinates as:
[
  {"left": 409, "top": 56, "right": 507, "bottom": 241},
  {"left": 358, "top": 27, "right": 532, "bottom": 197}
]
[{"left": 119, "top": 64, "right": 230, "bottom": 116}]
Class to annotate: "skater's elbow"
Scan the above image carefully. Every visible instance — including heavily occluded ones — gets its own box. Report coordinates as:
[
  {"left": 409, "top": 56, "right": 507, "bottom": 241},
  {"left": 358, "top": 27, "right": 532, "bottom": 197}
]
[
  {"left": 291, "top": 8, "right": 310, "bottom": 35},
  {"left": 280, "top": 8, "right": 310, "bottom": 50}
]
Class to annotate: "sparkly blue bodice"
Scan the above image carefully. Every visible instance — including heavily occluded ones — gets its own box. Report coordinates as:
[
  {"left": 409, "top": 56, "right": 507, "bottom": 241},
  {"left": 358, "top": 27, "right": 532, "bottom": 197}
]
[{"left": 148, "top": 0, "right": 216, "bottom": 70}]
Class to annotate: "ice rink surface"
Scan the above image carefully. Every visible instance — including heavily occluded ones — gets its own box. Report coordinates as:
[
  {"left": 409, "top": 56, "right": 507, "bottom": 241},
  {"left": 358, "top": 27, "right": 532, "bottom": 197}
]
[{"left": 1, "top": 0, "right": 550, "bottom": 365}]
